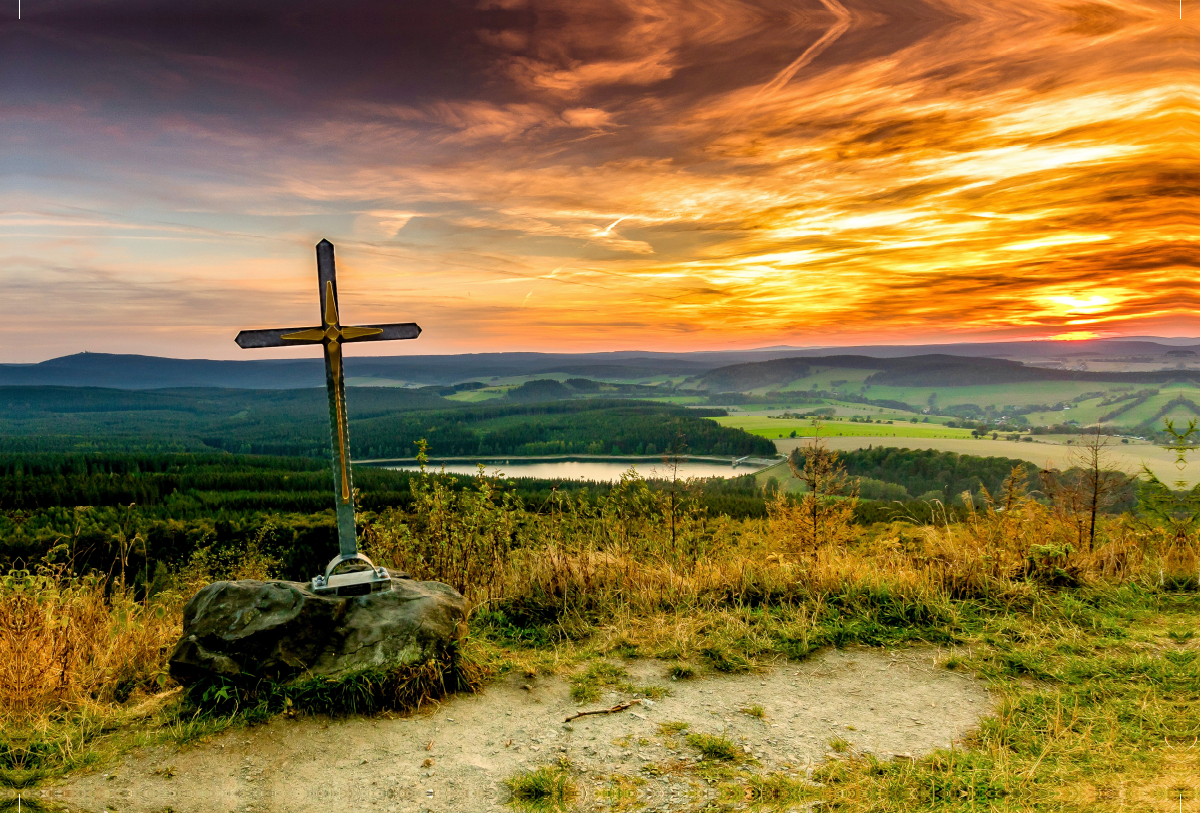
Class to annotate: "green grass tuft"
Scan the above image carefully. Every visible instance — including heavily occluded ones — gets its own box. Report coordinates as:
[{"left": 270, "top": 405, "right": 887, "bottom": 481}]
[
  {"left": 747, "top": 772, "right": 815, "bottom": 804},
  {"left": 701, "top": 645, "right": 752, "bottom": 674},
  {"left": 505, "top": 763, "right": 576, "bottom": 809},
  {"left": 568, "top": 661, "right": 628, "bottom": 703},
  {"left": 686, "top": 732, "right": 745, "bottom": 762},
  {"left": 567, "top": 661, "right": 671, "bottom": 703}
]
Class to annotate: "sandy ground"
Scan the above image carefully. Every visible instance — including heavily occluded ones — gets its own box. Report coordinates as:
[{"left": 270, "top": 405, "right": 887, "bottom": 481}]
[
  {"left": 40, "top": 647, "right": 992, "bottom": 813},
  {"left": 774, "top": 436, "right": 1195, "bottom": 486}
]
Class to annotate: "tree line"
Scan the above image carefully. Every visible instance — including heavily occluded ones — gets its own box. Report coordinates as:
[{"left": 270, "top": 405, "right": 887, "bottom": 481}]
[{"left": 788, "top": 445, "right": 1138, "bottom": 510}]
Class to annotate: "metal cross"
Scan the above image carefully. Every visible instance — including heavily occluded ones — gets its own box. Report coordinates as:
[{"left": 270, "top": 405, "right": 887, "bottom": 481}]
[{"left": 235, "top": 239, "right": 421, "bottom": 594}]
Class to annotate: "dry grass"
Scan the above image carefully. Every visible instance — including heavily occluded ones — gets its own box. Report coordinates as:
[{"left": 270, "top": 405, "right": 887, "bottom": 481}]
[
  {"left": 0, "top": 568, "right": 182, "bottom": 725},
  {"left": 1, "top": 462, "right": 1196, "bottom": 791},
  {"left": 0, "top": 540, "right": 285, "bottom": 785},
  {"left": 363, "top": 466, "right": 1196, "bottom": 629},
  {"left": 3, "top": 479, "right": 1191, "bottom": 729}
]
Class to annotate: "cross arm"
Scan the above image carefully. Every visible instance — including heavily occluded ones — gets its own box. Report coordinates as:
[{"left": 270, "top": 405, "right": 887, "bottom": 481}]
[
  {"left": 341, "top": 323, "right": 422, "bottom": 343},
  {"left": 234, "top": 322, "right": 421, "bottom": 349},
  {"left": 235, "top": 326, "right": 323, "bottom": 349}
]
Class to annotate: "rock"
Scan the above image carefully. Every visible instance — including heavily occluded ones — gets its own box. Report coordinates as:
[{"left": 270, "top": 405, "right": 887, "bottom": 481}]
[{"left": 168, "top": 571, "right": 467, "bottom": 684}]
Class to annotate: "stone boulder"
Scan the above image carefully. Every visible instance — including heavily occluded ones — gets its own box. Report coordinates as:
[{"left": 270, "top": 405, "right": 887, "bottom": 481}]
[{"left": 168, "top": 571, "right": 467, "bottom": 685}]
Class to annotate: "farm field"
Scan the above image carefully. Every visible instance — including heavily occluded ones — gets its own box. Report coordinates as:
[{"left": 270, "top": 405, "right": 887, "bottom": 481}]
[
  {"left": 348, "top": 369, "right": 1200, "bottom": 436},
  {"left": 758, "top": 368, "right": 1195, "bottom": 412},
  {"left": 1023, "top": 387, "right": 1200, "bottom": 427},
  {"left": 646, "top": 395, "right": 708, "bottom": 405},
  {"left": 444, "top": 387, "right": 508, "bottom": 402},
  {"left": 757, "top": 367, "right": 1151, "bottom": 406},
  {"left": 777, "top": 366, "right": 875, "bottom": 389},
  {"left": 716, "top": 401, "right": 924, "bottom": 419},
  {"left": 773, "top": 434, "right": 1196, "bottom": 487},
  {"left": 343, "top": 376, "right": 418, "bottom": 388},
  {"left": 864, "top": 380, "right": 1147, "bottom": 408},
  {"left": 715, "top": 415, "right": 976, "bottom": 440},
  {"left": 715, "top": 402, "right": 912, "bottom": 419}
]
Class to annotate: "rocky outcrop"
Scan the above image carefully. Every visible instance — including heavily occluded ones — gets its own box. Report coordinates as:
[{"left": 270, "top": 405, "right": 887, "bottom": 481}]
[{"left": 168, "top": 572, "right": 467, "bottom": 684}]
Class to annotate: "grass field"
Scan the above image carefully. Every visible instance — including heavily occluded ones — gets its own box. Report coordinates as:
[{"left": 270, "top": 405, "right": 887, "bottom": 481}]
[
  {"left": 7, "top": 462, "right": 1198, "bottom": 806},
  {"left": 445, "top": 388, "right": 508, "bottom": 402},
  {"left": 773, "top": 366, "right": 875, "bottom": 392},
  {"left": 360, "top": 372, "right": 1200, "bottom": 434},
  {"left": 760, "top": 367, "right": 1146, "bottom": 406},
  {"left": 713, "top": 401, "right": 921, "bottom": 418},
  {"left": 757, "top": 366, "right": 1200, "bottom": 414},
  {"left": 1023, "top": 388, "right": 1200, "bottom": 428},
  {"left": 646, "top": 395, "right": 708, "bottom": 405},
  {"left": 866, "top": 380, "right": 1146, "bottom": 408},
  {"left": 715, "top": 416, "right": 977, "bottom": 440}
]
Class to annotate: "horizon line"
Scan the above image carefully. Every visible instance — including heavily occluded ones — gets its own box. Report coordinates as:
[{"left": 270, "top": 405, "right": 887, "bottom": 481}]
[{"left": 5, "top": 334, "right": 1200, "bottom": 366}]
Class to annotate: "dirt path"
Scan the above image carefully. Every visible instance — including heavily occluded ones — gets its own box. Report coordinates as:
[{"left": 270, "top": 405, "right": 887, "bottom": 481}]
[{"left": 42, "top": 647, "right": 993, "bottom": 812}]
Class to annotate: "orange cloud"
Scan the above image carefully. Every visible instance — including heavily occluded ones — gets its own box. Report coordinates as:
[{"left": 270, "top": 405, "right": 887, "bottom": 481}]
[{"left": 4, "top": 0, "right": 1196, "bottom": 359}]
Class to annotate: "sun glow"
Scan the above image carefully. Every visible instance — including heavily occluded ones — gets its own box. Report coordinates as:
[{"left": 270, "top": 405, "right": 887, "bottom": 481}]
[{"left": 1045, "top": 295, "right": 1115, "bottom": 315}]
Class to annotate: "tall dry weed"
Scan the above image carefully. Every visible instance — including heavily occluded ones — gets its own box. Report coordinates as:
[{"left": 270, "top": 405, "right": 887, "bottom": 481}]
[
  {"left": 366, "top": 461, "right": 1194, "bottom": 628},
  {"left": 0, "top": 567, "right": 183, "bottom": 729},
  {"left": 0, "top": 522, "right": 281, "bottom": 737}
]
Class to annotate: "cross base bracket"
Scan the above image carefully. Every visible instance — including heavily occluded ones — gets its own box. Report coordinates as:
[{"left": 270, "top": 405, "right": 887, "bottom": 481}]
[{"left": 311, "top": 553, "right": 392, "bottom": 597}]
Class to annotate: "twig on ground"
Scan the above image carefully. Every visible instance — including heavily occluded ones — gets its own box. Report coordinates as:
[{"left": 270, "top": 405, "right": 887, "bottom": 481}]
[{"left": 564, "top": 699, "right": 642, "bottom": 723}]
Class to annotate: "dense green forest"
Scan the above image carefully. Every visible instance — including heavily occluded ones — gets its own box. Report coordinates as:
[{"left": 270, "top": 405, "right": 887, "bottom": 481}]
[
  {"left": 342, "top": 400, "right": 773, "bottom": 459},
  {"left": 0, "top": 452, "right": 772, "bottom": 580},
  {"left": 0, "top": 452, "right": 765, "bottom": 516},
  {"left": 0, "top": 387, "right": 773, "bottom": 458}
]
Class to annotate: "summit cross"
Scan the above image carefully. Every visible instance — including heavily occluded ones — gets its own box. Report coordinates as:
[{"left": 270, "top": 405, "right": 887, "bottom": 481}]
[{"left": 235, "top": 239, "right": 421, "bottom": 594}]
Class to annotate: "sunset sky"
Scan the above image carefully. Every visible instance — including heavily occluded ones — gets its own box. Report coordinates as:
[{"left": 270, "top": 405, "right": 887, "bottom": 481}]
[{"left": 2, "top": 0, "right": 1195, "bottom": 361}]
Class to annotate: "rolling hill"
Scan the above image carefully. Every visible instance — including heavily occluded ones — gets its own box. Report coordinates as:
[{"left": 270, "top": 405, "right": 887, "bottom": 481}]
[
  {"left": 693, "top": 354, "right": 1200, "bottom": 392},
  {"left": 3, "top": 337, "right": 1199, "bottom": 390}
]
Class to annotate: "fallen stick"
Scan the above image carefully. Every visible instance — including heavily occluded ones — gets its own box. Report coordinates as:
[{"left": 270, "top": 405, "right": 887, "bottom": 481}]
[{"left": 564, "top": 699, "right": 641, "bottom": 723}]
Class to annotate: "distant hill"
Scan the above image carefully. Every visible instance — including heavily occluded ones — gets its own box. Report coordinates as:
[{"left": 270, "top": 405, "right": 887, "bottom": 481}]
[
  {"left": 0, "top": 353, "right": 326, "bottom": 389},
  {"left": 699, "top": 358, "right": 812, "bottom": 392},
  {"left": 0, "top": 351, "right": 772, "bottom": 390},
  {"left": 3, "top": 338, "right": 1198, "bottom": 389},
  {"left": 765, "top": 338, "right": 1200, "bottom": 361},
  {"left": 694, "top": 354, "right": 1200, "bottom": 392}
]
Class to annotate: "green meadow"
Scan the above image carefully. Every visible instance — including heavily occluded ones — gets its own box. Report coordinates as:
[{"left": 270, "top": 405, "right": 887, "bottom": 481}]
[{"left": 715, "top": 416, "right": 977, "bottom": 440}]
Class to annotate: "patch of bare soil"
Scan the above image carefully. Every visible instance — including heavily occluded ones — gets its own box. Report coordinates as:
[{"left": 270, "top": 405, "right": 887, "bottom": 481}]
[{"left": 42, "top": 646, "right": 992, "bottom": 812}]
